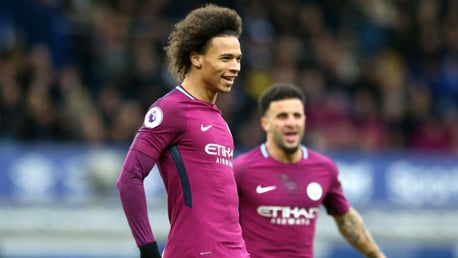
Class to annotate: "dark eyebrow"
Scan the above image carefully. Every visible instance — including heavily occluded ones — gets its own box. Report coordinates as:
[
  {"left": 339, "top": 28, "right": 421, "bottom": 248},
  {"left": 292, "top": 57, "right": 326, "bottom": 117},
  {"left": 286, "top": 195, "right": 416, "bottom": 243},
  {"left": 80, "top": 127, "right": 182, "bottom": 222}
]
[{"left": 220, "top": 53, "right": 242, "bottom": 58}]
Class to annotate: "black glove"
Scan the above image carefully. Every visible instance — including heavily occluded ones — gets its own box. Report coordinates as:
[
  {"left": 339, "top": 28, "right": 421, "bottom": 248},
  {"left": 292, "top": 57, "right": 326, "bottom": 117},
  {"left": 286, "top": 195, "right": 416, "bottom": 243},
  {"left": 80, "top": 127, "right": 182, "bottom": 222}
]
[{"left": 139, "top": 241, "right": 162, "bottom": 258}]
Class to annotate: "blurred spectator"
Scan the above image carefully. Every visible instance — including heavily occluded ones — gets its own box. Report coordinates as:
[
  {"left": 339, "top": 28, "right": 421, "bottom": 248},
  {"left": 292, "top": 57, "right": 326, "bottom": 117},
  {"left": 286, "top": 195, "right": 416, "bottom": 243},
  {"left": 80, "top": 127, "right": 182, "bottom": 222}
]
[
  {"left": 0, "top": 0, "right": 456, "bottom": 154},
  {"left": 0, "top": 61, "right": 25, "bottom": 140}
]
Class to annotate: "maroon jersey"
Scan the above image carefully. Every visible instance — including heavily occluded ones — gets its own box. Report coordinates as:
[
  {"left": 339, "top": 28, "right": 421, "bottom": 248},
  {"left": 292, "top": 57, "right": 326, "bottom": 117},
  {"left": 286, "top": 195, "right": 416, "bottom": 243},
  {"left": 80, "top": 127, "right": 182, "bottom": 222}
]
[
  {"left": 117, "top": 86, "right": 248, "bottom": 258},
  {"left": 234, "top": 144, "right": 350, "bottom": 258}
]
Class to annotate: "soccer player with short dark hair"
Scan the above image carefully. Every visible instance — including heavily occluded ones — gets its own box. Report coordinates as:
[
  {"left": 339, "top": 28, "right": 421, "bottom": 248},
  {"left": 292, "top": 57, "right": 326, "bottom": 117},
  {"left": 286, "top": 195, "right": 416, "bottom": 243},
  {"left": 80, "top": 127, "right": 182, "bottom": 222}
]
[{"left": 234, "top": 83, "right": 386, "bottom": 258}]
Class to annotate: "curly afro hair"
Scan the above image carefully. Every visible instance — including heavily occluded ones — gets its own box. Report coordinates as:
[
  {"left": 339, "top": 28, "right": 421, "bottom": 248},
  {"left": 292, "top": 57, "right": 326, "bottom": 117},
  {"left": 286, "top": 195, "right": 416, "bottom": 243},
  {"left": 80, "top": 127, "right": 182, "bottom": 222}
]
[{"left": 164, "top": 4, "right": 242, "bottom": 81}]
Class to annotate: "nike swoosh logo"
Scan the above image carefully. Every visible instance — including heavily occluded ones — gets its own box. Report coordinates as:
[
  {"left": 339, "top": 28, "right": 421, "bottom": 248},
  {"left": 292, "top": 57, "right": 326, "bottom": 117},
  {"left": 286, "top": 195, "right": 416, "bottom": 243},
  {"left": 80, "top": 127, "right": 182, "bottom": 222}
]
[
  {"left": 256, "top": 185, "right": 277, "bottom": 194},
  {"left": 200, "top": 124, "right": 212, "bottom": 132}
]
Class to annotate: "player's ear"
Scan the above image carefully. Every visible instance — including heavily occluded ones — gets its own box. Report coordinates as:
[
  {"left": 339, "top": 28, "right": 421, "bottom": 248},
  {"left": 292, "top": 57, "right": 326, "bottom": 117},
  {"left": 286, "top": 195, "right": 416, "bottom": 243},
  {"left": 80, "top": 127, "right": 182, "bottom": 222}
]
[
  {"left": 260, "top": 117, "right": 268, "bottom": 132},
  {"left": 190, "top": 51, "right": 202, "bottom": 68}
]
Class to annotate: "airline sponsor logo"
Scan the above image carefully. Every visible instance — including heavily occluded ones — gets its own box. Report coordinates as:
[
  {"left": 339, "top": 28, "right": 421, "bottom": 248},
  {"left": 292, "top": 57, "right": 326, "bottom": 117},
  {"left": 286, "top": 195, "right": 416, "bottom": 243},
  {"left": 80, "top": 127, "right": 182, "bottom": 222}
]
[
  {"left": 257, "top": 206, "right": 319, "bottom": 225},
  {"left": 205, "top": 143, "right": 233, "bottom": 167}
]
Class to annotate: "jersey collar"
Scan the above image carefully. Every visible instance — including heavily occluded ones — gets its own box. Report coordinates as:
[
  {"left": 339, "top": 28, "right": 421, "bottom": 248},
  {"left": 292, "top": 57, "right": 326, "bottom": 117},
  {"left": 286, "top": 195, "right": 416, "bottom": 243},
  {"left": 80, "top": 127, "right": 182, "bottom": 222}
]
[{"left": 260, "top": 143, "right": 309, "bottom": 160}]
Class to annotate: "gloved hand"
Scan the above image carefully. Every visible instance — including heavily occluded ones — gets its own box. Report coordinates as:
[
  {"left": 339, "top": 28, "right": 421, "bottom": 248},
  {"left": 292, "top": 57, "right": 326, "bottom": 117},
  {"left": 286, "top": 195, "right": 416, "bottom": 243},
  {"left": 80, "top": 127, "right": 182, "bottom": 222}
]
[{"left": 140, "top": 241, "right": 162, "bottom": 258}]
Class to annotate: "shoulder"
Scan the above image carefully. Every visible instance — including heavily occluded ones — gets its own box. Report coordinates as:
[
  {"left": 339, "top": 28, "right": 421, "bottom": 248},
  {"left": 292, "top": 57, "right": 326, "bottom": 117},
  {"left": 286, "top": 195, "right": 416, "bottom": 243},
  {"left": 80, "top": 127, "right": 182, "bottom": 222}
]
[
  {"left": 306, "top": 149, "right": 334, "bottom": 164},
  {"left": 233, "top": 147, "right": 262, "bottom": 174},
  {"left": 234, "top": 147, "right": 261, "bottom": 165},
  {"left": 305, "top": 148, "right": 339, "bottom": 174},
  {"left": 152, "top": 87, "right": 193, "bottom": 111},
  {"left": 141, "top": 88, "right": 192, "bottom": 131}
]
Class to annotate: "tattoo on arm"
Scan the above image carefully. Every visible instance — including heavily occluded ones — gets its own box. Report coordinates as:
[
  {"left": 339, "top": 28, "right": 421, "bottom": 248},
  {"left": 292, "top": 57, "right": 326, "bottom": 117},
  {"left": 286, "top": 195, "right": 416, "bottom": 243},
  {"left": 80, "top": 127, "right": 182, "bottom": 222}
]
[
  {"left": 367, "top": 251, "right": 378, "bottom": 258},
  {"left": 336, "top": 210, "right": 361, "bottom": 244},
  {"left": 335, "top": 208, "right": 385, "bottom": 258}
]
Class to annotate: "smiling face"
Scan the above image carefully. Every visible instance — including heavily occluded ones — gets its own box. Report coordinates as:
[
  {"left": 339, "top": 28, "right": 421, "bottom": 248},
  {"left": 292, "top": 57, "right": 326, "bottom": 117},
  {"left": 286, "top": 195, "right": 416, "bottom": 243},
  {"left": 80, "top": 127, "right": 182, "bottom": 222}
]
[
  {"left": 195, "top": 36, "right": 242, "bottom": 94},
  {"left": 261, "top": 98, "right": 306, "bottom": 159}
]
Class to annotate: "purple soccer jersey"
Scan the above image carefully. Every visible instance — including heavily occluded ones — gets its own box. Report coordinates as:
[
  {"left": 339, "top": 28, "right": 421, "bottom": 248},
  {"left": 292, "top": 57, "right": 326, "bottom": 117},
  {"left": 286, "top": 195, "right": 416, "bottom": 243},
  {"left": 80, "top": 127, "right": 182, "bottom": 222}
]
[
  {"left": 117, "top": 86, "right": 249, "bottom": 258},
  {"left": 234, "top": 144, "right": 350, "bottom": 258}
]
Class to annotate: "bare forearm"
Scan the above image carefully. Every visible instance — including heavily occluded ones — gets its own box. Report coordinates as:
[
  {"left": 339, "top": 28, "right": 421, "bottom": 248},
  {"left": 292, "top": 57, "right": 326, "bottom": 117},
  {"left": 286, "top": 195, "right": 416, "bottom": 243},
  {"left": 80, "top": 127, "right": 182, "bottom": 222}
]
[{"left": 334, "top": 208, "right": 386, "bottom": 258}]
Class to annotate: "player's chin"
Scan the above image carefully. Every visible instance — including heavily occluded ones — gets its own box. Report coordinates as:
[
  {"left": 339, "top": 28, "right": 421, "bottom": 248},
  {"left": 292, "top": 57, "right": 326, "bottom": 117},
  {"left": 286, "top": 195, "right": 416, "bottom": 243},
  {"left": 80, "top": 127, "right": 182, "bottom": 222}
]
[
  {"left": 283, "top": 144, "right": 300, "bottom": 154},
  {"left": 219, "top": 84, "right": 233, "bottom": 93}
]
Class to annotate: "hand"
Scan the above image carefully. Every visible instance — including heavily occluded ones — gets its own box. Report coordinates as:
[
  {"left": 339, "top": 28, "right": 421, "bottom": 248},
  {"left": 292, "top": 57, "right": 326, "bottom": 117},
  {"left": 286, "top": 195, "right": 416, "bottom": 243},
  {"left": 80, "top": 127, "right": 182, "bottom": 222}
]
[{"left": 140, "top": 241, "right": 162, "bottom": 258}]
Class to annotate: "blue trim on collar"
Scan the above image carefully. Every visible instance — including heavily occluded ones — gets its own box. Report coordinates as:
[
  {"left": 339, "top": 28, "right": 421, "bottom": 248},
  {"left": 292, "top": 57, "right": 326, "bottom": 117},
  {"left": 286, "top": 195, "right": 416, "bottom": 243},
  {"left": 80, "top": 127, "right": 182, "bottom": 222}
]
[
  {"left": 176, "top": 85, "right": 194, "bottom": 100},
  {"left": 301, "top": 145, "right": 309, "bottom": 159},
  {"left": 260, "top": 143, "right": 309, "bottom": 159},
  {"left": 260, "top": 143, "right": 269, "bottom": 158}
]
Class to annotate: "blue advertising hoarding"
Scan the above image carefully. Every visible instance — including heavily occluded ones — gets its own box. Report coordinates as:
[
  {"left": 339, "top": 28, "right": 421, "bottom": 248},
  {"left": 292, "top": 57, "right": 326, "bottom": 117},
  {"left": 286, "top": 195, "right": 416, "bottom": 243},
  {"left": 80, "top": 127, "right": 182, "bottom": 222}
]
[
  {"left": 331, "top": 151, "right": 458, "bottom": 208},
  {"left": 1, "top": 144, "right": 457, "bottom": 208}
]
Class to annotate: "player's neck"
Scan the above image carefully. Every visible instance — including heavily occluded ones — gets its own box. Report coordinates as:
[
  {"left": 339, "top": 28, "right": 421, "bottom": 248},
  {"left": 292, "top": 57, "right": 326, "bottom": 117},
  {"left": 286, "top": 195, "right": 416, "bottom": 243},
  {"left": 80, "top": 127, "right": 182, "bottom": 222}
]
[
  {"left": 265, "top": 142, "right": 302, "bottom": 163},
  {"left": 182, "top": 75, "right": 218, "bottom": 104}
]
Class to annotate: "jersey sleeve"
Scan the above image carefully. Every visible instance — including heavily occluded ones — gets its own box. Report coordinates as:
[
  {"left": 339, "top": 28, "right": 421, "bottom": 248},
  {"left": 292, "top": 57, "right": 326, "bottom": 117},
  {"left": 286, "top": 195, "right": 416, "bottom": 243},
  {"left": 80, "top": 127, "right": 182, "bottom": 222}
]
[
  {"left": 131, "top": 102, "right": 185, "bottom": 158},
  {"left": 117, "top": 149, "right": 157, "bottom": 246},
  {"left": 117, "top": 100, "right": 184, "bottom": 246},
  {"left": 322, "top": 160, "right": 351, "bottom": 216}
]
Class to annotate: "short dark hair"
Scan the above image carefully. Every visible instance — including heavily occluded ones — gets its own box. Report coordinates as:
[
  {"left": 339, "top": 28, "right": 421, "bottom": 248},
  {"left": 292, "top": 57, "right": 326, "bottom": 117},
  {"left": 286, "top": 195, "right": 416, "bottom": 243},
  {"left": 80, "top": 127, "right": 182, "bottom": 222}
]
[
  {"left": 258, "top": 83, "right": 306, "bottom": 116},
  {"left": 164, "top": 4, "right": 242, "bottom": 81}
]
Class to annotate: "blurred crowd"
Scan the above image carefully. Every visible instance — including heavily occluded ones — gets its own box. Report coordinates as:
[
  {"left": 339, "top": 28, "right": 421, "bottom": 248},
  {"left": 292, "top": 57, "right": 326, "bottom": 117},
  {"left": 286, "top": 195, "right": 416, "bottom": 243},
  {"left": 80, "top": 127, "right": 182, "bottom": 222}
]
[{"left": 0, "top": 0, "right": 457, "bottom": 154}]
